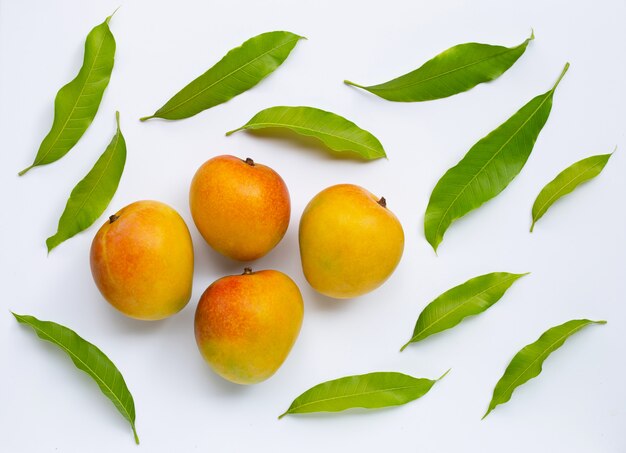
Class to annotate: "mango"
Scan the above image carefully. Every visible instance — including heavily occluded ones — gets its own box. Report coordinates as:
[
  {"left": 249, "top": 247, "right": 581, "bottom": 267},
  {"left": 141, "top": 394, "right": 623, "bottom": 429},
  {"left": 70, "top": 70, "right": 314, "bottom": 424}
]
[
  {"left": 299, "top": 184, "right": 404, "bottom": 299},
  {"left": 194, "top": 268, "right": 303, "bottom": 384},
  {"left": 189, "top": 155, "right": 290, "bottom": 261},
  {"left": 90, "top": 200, "right": 194, "bottom": 320}
]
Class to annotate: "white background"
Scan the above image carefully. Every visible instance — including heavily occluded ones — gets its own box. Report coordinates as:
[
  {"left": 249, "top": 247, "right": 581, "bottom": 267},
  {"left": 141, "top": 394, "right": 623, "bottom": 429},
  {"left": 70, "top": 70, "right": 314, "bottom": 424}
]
[{"left": 1, "top": 0, "right": 624, "bottom": 452}]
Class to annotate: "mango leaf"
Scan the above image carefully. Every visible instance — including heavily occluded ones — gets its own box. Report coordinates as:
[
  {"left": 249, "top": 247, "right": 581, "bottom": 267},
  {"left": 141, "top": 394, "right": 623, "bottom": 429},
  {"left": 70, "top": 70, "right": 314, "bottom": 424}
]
[
  {"left": 19, "top": 14, "right": 116, "bottom": 175},
  {"left": 279, "top": 370, "right": 448, "bottom": 418},
  {"left": 530, "top": 152, "right": 613, "bottom": 232},
  {"left": 424, "top": 63, "right": 570, "bottom": 252},
  {"left": 401, "top": 272, "right": 528, "bottom": 351},
  {"left": 46, "top": 112, "right": 126, "bottom": 252},
  {"left": 12, "top": 313, "right": 139, "bottom": 443},
  {"left": 226, "top": 106, "right": 386, "bottom": 159},
  {"left": 484, "top": 319, "right": 606, "bottom": 419},
  {"left": 140, "top": 31, "right": 304, "bottom": 121},
  {"left": 344, "top": 31, "right": 533, "bottom": 102}
]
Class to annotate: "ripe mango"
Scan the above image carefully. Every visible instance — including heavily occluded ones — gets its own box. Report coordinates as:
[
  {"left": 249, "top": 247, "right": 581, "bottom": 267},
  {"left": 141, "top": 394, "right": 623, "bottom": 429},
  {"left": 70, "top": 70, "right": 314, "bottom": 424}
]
[
  {"left": 189, "top": 155, "right": 290, "bottom": 261},
  {"left": 90, "top": 200, "right": 194, "bottom": 320},
  {"left": 299, "top": 184, "right": 404, "bottom": 298},
  {"left": 194, "top": 268, "right": 303, "bottom": 384}
]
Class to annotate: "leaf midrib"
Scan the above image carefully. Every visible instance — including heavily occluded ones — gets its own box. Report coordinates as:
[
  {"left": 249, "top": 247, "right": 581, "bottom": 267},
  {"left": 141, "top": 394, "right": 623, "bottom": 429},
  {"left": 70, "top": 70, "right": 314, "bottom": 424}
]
[
  {"left": 412, "top": 274, "right": 520, "bottom": 341},
  {"left": 157, "top": 36, "right": 300, "bottom": 116},
  {"left": 243, "top": 121, "right": 380, "bottom": 156},
  {"left": 533, "top": 160, "right": 605, "bottom": 222},
  {"left": 432, "top": 89, "right": 553, "bottom": 245},
  {"left": 35, "top": 27, "right": 110, "bottom": 166},
  {"left": 371, "top": 42, "right": 526, "bottom": 92},
  {"left": 20, "top": 317, "right": 135, "bottom": 427},
  {"left": 289, "top": 383, "right": 426, "bottom": 412}
]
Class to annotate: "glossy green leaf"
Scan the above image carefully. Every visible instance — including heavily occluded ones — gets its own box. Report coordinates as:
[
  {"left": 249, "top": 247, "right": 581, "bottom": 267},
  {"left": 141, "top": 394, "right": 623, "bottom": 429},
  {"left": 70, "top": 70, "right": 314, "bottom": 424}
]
[
  {"left": 530, "top": 152, "right": 613, "bottom": 232},
  {"left": 279, "top": 370, "right": 448, "bottom": 418},
  {"left": 19, "top": 14, "right": 116, "bottom": 175},
  {"left": 401, "top": 272, "right": 528, "bottom": 351},
  {"left": 226, "top": 106, "right": 386, "bottom": 159},
  {"left": 344, "top": 32, "right": 533, "bottom": 102},
  {"left": 140, "top": 31, "right": 304, "bottom": 121},
  {"left": 46, "top": 112, "right": 126, "bottom": 252},
  {"left": 12, "top": 312, "right": 139, "bottom": 443},
  {"left": 424, "top": 63, "right": 570, "bottom": 252},
  {"left": 484, "top": 319, "right": 605, "bottom": 419}
]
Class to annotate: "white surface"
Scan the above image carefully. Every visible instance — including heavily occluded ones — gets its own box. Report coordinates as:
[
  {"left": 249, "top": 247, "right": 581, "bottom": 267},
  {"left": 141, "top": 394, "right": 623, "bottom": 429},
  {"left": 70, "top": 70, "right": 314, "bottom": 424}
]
[{"left": 1, "top": 0, "right": 624, "bottom": 451}]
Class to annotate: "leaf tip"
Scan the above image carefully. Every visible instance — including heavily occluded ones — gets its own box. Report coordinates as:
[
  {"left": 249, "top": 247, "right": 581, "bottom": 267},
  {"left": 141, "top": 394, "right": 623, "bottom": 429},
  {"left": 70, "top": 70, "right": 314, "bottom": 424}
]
[
  {"left": 529, "top": 28, "right": 535, "bottom": 41},
  {"left": 437, "top": 369, "right": 451, "bottom": 381},
  {"left": 481, "top": 410, "right": 491, "bottom": 420},
  {"left": 45, "top": 236, "right": 58, "bottom": 254}
]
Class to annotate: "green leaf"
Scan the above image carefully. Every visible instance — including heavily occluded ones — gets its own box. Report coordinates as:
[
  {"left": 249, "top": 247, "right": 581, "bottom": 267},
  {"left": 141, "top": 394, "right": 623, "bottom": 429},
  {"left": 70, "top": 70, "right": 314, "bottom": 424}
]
[
  {"left": 530, "top": 151, "right": 613, "bottom": 232},
  {"left": 140, "top": 31, "right": 304, "bottom": 121},
  {"left": 46, "top": 112, "right": 126, "bottom": 252},
  {"left": 226, "top": 106, "right": 386, "bottom": 159},
  {"left": 484, "top": 319, "right": 606, "bottom": 419},
  {"left": 19, "top": 14, "right": 116, "bottom": 176},
  {"left": 401, "top": 272, "right": 528, "bottom": 351},
  {"left": 279, "top": 370, "right": 448, "bottom": 418},
  {"left": 344, "top": 31, "right": 533, "bottom": 102},
  {"left": 12, "top": 312, "right": 139, "bottom": 443},
  {"left": 424, "top": 63, "right": 570, "bottom": 252}
]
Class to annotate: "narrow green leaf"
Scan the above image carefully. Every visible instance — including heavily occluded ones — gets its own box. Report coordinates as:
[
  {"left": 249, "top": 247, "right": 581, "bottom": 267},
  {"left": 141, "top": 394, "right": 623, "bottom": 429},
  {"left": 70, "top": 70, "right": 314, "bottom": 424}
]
[
  {"left": 19, "top": 14, "right": 116, "bottom": 175},
  {"left": 46, "top": 112, "right": 126, "bottom": 252},
  {"left": 484, "top": 319, "right": 606, "bottom": 419},
  {"left": 226, "top": 106, "right": 386, "bottom": 159},
  {"left": 530, "top": 151, "right": 613, "bottom": 232},
  {"left": 344, "top": 31, "right": 533, "bottom": 102},
  {"left": 401, "top": 272, "right": 528, "bottom": 351},
  {"left": 424, "top": 63, "right": 569, "bottom": 252},
  {"left": 12, "top": 312, "right": 139, "bottom": 443},
  {"left": 141, "top": 31, "right": 304, "bottom": 121},
  {"left": 279, "top": 370, "right": 448, "bottom": 418}
]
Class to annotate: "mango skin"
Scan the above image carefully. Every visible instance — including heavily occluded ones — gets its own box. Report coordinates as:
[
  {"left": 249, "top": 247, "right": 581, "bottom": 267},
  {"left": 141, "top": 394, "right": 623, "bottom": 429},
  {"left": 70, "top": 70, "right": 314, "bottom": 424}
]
[
  {"left": 299, "top": 184, "right": 404, "bottom": 299},
  {"left": 90, "top": 200, "right": 194, "bottom": 320},
  {"left": 189, "top": 155, "right": 290, "bottom": 261},
  {"left": 194, "top": 269, "right": 303, "bottom": 385}
]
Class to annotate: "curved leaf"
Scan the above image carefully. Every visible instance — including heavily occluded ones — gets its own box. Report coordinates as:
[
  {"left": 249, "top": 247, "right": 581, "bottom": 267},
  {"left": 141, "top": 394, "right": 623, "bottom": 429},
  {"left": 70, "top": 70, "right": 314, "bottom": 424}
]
[
  {"left": 226, "top": 106, "right": 386, "bottom": 159},
  {"left": 140, "top": 31, "right": 304, "bottom": 121},
  {"left": 12, "top": 313, "right": 139, "bottom": 443},
  {"left": 401, "top": 272, "right": 528, "bottom": 351},
  {"left": 424, "top": 63, "right": 570, "bottom": 252},
  {"left": 46, "top": 112, "right": 126, "bottom": 252},
  {"left": 344, "top": 32, "right": 533, "bottom": 102},
  {"left": 19, "top": 14, "right": 116, "bottom": 175},
  {"left": 279, "top": 370, "right": 448, "bottom": 418},
  {"left": 530, "top": 152, "right": 613, "bottom": 232},
  {"left": 484, "top": 319, "right": 606, "bottom": 419}
]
